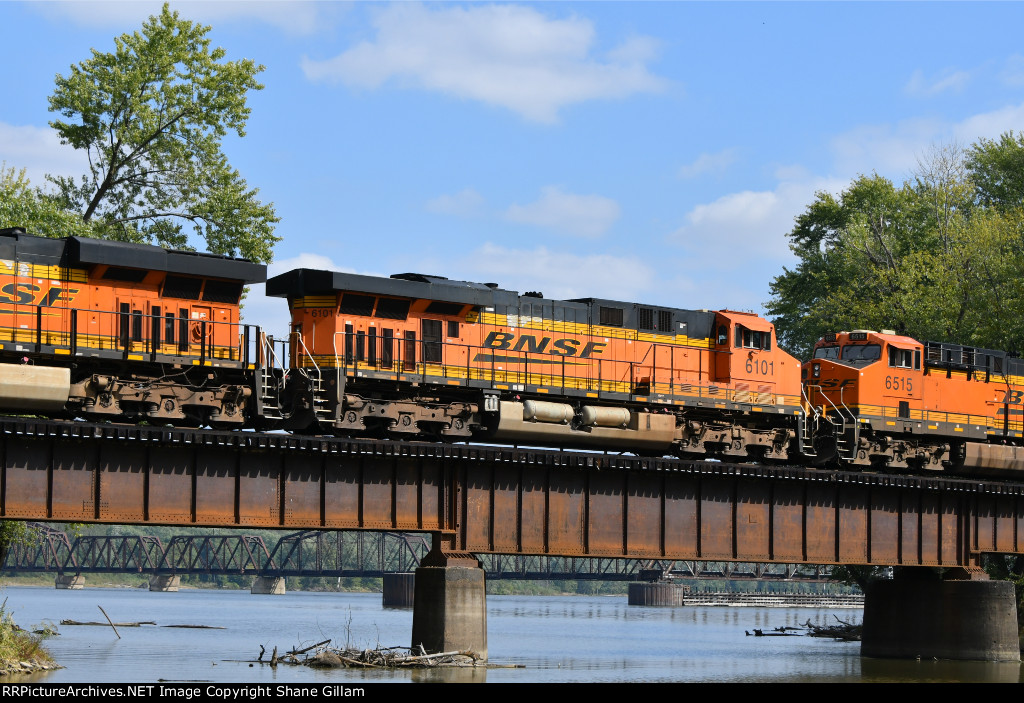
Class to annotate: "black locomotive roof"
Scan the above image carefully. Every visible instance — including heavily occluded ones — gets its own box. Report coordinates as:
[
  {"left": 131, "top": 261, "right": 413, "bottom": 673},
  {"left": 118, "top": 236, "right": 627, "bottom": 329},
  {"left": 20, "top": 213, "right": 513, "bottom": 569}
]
[
  {"left": 267, "top": 269, "right": 521, "bottom": 307},
  {"left": 267, "top": 268, "right": 719, "bottom": 337},
  {"left": 0, "top": 228, "right": 265, "bottom": 282},
  {"left": 68, "top": 237, "right": 266, "bottom": 283},
  {"left": 0, "top": 227, "right": 65, "bottom": 263}
]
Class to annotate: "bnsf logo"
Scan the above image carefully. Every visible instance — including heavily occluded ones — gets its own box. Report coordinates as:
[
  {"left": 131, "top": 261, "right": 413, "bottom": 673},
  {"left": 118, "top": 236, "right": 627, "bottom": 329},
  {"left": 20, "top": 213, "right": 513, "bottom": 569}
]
[
  {"left": 1002, "top": 390, "right": 1024, "bottom": 404},
  {"left": 482, "top": 331, "right": 606, "bottom": 359},
  {"left": 815, "top": 379, "right": 855, "bottom": 390},
  {"left": 0, "top": 282, "right": 80, "bottom": 306}
]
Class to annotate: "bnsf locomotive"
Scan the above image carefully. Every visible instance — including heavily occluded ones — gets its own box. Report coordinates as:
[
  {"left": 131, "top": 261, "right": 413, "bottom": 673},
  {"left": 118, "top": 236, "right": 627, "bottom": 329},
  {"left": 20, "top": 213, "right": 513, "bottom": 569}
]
[
  {"left": 0, "top": 228, "right": 264, "bottom": 427},
  {"left": 803, "top": 330, "right": 1024, "bottom": 476},
  {"left": 265, "top": 268, "right": 802, "bottom": 460},
  {"left": 2, "top": 226, "right": 1024, "bottom": 478}
]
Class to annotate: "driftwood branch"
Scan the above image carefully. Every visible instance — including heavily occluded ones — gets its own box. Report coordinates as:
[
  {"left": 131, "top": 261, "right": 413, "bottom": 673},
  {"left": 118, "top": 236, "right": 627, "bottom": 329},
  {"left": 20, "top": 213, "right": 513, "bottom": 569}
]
[
  {"left": 288, "top": 639, "right": 331, "bottom": 656},
  {"left": 97, "top": 606, "right": 120, "bottom": 639}
]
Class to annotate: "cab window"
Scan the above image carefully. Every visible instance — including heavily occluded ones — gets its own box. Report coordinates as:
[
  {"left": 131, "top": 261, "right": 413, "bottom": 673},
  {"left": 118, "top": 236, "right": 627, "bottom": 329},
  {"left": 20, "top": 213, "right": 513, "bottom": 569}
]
[
  {"left": 842, "top": 344, "right": 881, "bottom": 362},
  {"left": 735, "top": 325, "right": 771, "bottom": 350},
  {"left": 814, "top": 345, "right": 839, "bottom": 359},
  {"left": 888, "top": 346, "right": 914, "bottom": 369}
]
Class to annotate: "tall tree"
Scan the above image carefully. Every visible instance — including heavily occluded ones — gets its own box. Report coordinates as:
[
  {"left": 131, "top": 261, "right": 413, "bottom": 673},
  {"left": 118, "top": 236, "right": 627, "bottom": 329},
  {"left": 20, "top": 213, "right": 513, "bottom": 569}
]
[
  {"left": 766, "top": 140, "right": 1024, "bottom": 357},
  {"left": 46, "top": 3, "right": 278, "bottom": 262},
  {"left": 766, "top": 174, "right": 926, "bottom": 356}
]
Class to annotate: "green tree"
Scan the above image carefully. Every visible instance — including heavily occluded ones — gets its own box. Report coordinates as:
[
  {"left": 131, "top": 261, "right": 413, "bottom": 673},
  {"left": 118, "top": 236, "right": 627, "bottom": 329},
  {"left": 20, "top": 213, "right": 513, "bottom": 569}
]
[
  {"left": 46, "top": 3, "right": 278, "bottom": 262},
  {"left": 0, "top": 166, "right": 97, "bottom": 239},
  {"left": 766, "top": 140, "right": 1024, "bottom": 356},
  {"left": 766, "top": 174, "right": 928, "bottom": 356},
  {"left": 967, "top": 131, "right": 1024, "bottom": 209}
]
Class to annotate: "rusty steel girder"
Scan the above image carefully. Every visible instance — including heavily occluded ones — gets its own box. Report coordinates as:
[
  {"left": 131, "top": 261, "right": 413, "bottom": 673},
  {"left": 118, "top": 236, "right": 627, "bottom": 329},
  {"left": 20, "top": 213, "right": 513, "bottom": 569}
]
[{"left": 1, "top": 418, "right": 1023, "bottom": 569}]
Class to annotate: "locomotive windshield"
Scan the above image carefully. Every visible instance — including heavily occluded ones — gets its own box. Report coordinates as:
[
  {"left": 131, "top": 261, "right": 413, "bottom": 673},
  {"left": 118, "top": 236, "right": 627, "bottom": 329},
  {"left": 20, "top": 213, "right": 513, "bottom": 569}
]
[
  {"left": 813, "top": 345, "right": 839, "bottom": 359},
  {"left": 841, "top": 344, "right": 881, "bottom": 363}
]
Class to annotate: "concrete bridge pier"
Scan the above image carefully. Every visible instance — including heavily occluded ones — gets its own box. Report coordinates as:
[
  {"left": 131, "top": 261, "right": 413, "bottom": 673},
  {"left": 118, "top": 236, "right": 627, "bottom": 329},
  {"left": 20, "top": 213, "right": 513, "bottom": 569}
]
[
  {"left": 54, "top": 573, "right": 84, "bottom": 589},
  {"left": 628, "top": 581, "right": 686, "bottom": 606},
  {"left": 410, "top": 534, "right": 487, "bottom": 661},
  {"left": 862, "top": 568, "right": 1020, "bottom": 662},
  {"left": 148, "top": 574, "right": 181, "bottom": 591},
  {"left": 251, "top": 575, "right": 286, "bottom": 595},
  {"left": 383, "top": 572, "right": 416, "bottom": 607}
]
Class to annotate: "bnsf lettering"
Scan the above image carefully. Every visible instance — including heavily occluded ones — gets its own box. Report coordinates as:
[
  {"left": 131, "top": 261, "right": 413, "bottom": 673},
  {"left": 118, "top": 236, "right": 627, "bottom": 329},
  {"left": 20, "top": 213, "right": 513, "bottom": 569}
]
[
  {"left": 0, "top": 283, "right": 39, "bottom": 304},
  {"left": 482, "top": 331, "right": 606, "bottom": 358},
  {"left": 551, "top": 339, "right": 580, "bottom": 355},
  {"left": 483, "top": 332, "right": 514, "bottom": 349},
  {"left": 513, "top": 336, "right": 549, "bottom": 354},
  {"left": 0, "top": 283, "right": 80, "bottom": 307},
  {"left": 1003, "top": 390, "right": 1024, "bottom": 405},
  {"left": 817, "top": 378, "right": 855, "bottom": 390}
]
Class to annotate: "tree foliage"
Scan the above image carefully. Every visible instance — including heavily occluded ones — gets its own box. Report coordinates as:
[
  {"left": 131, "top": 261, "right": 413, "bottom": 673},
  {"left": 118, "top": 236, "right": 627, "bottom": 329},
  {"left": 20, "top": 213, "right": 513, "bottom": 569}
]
[
  {"left": 768, "top": 139, "right": 1024, "bottom": 357},
  {"left": 967, "top": 131, "right": 1024, "bottom": 209},
  {"left": 0, "top": 165, "right": 97, "bottom": 239},
  {"left": 45, "top": 3, "right": 278, "bottom": 262}
]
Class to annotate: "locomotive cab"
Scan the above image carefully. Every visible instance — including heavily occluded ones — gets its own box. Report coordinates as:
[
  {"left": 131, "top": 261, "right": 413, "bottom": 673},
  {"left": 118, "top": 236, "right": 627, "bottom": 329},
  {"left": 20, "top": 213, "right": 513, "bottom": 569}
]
[
  {"left": 804, "top": 330, "right": 923, "bottom": 419},
  {"left": 713, "top": 311, "right": 800, "bottom": 402},
  {"left": 803, "top": 330, "right": 949, "bottom": 470}
]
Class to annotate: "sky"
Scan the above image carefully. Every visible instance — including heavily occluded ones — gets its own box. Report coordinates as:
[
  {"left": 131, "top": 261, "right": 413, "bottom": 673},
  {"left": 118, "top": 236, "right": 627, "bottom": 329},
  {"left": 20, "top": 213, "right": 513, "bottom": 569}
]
[{"left": 2, "top": 1, "right": 1024, "bottom": 336}]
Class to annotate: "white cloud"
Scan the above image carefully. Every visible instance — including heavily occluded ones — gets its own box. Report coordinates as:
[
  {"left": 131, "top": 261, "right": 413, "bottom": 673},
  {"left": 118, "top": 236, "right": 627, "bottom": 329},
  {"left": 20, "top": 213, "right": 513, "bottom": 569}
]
[
  {"left": 670, "top": 177, "right": 846, "bottom": 266},
  {"left": 458, "top": 243, "right": 655, "bottom": 301},
  {"left": 664, "top": 100, "right": 1024, "bottom": 310},
  {"left": 504, "top": 186, "right": 620, "bottom": 237},
  {"left": 0, "top": 122, "right": 89, "bottom": 186},
  {"left": 678, "top": 148, "right": 738, "bottom": 179},
  {"left": 34, "top": 1, "right": 337, "bottom": 36},
  {"left": 905, "top": 68, "right": 970, "bottom": 97},
  {"left": 952, "top": 102, "right": 1024, "bottom": 143},
  {"left": 301, "top": 3, "right": 667, "bottom": 123},
  {"left": 426, "top": 188, "right": 485, "bottom": 218},
  {"left": 830, "top": 101, "right": 1024, "bottom": 179},
  {"left": 266, "top": 252, "right": 349, "bottom": 277}
]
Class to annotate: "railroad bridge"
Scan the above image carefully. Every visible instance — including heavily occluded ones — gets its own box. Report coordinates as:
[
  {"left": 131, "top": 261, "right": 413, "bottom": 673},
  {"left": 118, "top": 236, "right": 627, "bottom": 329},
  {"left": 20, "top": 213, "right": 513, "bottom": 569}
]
[
  {"left": 1, "top": 525, "right": 833, "bottom": 584},
  {"left": 1, "top": 416, "right": 1021, "bottom": 661}
]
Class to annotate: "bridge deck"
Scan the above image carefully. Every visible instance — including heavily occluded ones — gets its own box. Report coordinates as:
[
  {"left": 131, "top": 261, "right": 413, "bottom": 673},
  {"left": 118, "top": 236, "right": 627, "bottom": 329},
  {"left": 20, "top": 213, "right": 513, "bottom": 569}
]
[{"left": 2, "top": 417, "right": 1023, "bottom": 568}]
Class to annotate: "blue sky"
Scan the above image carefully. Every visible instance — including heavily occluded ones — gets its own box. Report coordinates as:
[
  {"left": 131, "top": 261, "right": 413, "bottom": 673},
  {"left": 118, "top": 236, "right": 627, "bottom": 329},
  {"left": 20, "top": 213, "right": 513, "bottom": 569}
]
[{"left": 2, "top": 1, "right": 1024, "bottom": 337}]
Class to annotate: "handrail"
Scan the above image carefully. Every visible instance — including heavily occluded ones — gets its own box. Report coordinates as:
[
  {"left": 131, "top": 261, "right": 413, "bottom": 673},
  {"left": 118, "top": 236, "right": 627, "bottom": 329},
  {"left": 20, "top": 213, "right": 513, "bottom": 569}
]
[
  {"left": 260, "top": 331, "right": 286, "bottom": 374},
  {"left": 278, "top": 334, "right": 806, "bottom": 408},
  {"left": 3, "top": 301, "right": 255, "bottom": 362},
  {"left": 292, "top": 330, "right": 321, "bottom": 380}
]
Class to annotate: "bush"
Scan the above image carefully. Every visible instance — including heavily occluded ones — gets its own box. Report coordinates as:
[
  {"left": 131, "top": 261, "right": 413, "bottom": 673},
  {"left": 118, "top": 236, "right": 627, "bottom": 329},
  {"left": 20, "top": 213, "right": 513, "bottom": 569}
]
[{"left": 0, "top": 598, "right": 55, "bottom": 670}]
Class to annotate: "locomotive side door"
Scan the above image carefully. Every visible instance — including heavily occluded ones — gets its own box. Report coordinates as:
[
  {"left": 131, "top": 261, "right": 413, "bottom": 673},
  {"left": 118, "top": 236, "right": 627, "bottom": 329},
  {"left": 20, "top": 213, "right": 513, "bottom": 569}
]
[
  {"left": 713, "top": 316, "right": 732, "bottom": 384},
  {"left": 191, "top": 304, "right": 212, "bottom": 353}
]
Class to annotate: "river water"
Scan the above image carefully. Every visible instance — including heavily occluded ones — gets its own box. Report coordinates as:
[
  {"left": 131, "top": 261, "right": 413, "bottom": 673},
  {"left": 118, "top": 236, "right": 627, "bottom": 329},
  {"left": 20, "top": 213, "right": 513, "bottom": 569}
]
[{"left": 2, "top": 586, "right": 1021, "bottom": 683}]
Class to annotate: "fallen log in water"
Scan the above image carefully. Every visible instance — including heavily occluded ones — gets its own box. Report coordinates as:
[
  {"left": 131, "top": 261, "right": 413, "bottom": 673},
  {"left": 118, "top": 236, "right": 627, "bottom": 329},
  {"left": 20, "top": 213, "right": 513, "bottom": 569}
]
[
  {"left": 251, "top": 643, "right": 494, "bottom": 669},
  {"left": 802, "top": 615, "right": 862, "bottom": 641},
  {"left": 60, "top": 620, "right": 155, "bottom": 627}
]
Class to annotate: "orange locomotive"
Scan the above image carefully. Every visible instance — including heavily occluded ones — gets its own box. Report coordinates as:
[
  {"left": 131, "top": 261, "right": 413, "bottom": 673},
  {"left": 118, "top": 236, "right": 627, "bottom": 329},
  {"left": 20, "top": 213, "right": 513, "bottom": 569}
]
[
  {"left": 265, "top": 269, "right": 803, "bottom": 459},
  {"left": 803, "top": 329, "right": 1024, "bottom": 475},
  {"left": 0, "top": 227, "right": 265, "bottom": 427}
]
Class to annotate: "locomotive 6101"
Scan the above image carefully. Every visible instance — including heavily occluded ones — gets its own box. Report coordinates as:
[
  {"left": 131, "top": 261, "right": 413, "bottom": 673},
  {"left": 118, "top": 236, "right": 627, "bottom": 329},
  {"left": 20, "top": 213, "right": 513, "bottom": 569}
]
[{"left": 265, "top": 268, "right": 803, "bottom": 460}]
